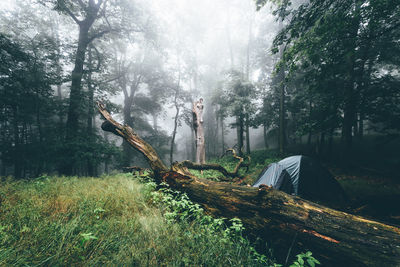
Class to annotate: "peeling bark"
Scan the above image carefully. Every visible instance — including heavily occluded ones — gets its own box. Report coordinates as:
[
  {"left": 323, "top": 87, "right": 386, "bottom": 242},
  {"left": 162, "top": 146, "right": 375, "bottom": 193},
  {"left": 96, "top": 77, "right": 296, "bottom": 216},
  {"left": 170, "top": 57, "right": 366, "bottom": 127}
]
[{"left": 192, "top": 98, "right": 205, "bottom": 164}]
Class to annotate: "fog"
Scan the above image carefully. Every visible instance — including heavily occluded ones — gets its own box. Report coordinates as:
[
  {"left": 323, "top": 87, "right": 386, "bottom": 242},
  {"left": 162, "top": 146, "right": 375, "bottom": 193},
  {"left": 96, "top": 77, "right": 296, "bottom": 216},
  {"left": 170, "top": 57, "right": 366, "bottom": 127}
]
[
  {"left": 0, "top": 0, "right": 281, "bottom": 168},
  {"left": 139, "top": 0, "right": 280, "bottom": 160}
]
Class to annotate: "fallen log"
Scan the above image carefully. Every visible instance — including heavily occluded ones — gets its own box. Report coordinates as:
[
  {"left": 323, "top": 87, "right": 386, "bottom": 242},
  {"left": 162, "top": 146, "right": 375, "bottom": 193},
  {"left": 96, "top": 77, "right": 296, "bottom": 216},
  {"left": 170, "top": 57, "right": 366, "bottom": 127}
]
[{"left": 98, "top": 102, "right": 400, "bottom": 267}]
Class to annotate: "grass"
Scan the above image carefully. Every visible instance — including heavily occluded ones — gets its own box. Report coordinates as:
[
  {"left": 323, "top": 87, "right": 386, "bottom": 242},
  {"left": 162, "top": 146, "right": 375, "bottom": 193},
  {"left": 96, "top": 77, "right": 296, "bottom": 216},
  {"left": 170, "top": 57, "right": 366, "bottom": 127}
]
[{"left": 0, "top": 173, "right": 279, "bottom": 266}]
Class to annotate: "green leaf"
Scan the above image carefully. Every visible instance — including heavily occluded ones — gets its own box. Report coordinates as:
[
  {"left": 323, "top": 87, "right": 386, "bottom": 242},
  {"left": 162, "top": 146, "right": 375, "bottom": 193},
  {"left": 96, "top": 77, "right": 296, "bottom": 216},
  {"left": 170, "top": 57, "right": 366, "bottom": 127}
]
[{"left": 307, "top": 259, "right": 315, "bottom": 267}]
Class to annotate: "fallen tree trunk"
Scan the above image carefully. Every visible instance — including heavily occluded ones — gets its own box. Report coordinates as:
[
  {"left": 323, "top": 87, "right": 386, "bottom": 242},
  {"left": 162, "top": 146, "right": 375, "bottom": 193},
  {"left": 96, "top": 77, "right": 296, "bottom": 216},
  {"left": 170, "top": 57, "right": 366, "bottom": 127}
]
[{"left": 98, "top": 102, "right": 400, "bottom": 267}]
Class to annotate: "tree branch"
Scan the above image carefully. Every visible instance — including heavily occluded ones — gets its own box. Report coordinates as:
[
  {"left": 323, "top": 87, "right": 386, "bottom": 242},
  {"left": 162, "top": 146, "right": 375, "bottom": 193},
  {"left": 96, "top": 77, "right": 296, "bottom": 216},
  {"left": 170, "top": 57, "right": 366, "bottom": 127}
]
[
  {"left": 60, "top": 2, "right": 82, "bottom": 25},
  {"left": 175, "top": 148, "right": 250, "bottom": 179},
  {"left": 97, "top": 102, "right": 168, "bottom": 174},
  {"left": 76, "top": 0, "right": 86, "bottom": 9},
  {"left": 87, "top": 28, "right": 115, "bottom": 44}
]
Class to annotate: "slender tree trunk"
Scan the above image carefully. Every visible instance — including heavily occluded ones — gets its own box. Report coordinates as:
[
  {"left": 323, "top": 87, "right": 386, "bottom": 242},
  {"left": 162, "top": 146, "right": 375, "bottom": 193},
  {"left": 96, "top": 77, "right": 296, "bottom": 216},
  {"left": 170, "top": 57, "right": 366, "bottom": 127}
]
[
  {"left": 342, "top": 0, "right": 362, "bottom": 155},
  {"left": 245, "top": 114, "right": 250, "bottom": 154},
  {"left": 170, "top": 98, "right": 180, "bottom": 165},
  {"left": 263, "top": 124, "right": 269, "bottom": 149},
  {"left": 358, "top": 110, "right": 364, "bottom": 139},
  {"left": 35, "top": 89, "right": 44, "bottom": 176},
  {"left": 170, "top": 58, "right": 182, "bottom": 165},
  {"left": 54, "top": 20, "right": 64, "bottom": 129},
  {"left": 353, "top": 112, "right": 359, "bottom": 138},
  {"left": 86, "top": 47, "right": 95, "bottom": 176},
  {"left": 12, "top": 107, "right": 21, "bottom": 178},
  {"left": 319, "top": 131, "right": 325, "bottom": 156},
  {"left": 220, "top": 116, "right": 225, "bottom": 155},
  {"left": 191, "top": 127, "right": 195, "bottom": 161},
  {"left": 279, "top": 78, "right": 285, "bottom": 155},
  {"left": 236, "top": 116, "right": 244, "bottom": 156},
  {"left": 278, "top": 20, "right": 286, "bottom": 155}
]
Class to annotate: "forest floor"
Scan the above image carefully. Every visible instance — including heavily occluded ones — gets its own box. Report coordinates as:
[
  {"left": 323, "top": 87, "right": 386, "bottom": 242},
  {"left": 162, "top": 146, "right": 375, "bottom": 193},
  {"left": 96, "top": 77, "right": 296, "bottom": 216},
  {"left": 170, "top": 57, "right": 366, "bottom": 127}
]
[{"left": 332, "top": 169, "right": 400, "bottom": 226}]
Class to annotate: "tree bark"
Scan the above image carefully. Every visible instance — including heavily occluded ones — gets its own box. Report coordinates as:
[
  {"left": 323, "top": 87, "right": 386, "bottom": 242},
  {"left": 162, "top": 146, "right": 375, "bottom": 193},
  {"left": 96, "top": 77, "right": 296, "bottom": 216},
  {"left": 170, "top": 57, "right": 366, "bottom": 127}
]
[
  {"left": 263, "top": 124, "right": 269, "bottom": 149},
  {"left": 98, "top": 103, "right": 400, "bottom": 267},
  {"left": 63, "top": 1, "right": 103, "bottom": 175},
  {"left": 220, "top": 115, "right": 225, "bottom": 155},
  {"left": 170, "top": 97, "right": 180, "bottom": 165},
  {"left": 236, "top": 116, "right": 244, "bottom": 156},
  {"left": 193, "top": 98, "right": 205, "bottom": 164},
  {"left": 245, "top": 114, "right": 251, "bottom": 154}
]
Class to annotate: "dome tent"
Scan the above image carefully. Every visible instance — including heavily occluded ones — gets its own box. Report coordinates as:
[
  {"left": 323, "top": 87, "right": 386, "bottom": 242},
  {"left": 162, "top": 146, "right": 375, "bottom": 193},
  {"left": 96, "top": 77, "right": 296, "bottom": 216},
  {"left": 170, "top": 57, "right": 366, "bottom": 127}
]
[{"left": 253, "top": 155, "right": 347, "bottom": 205}]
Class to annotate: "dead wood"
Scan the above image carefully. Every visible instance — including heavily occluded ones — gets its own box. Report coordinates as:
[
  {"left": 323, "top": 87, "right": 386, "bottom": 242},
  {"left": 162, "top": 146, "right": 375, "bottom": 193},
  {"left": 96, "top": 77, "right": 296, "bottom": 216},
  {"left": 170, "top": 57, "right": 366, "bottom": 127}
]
[
  {"left": 175, "top": 148, "right": 250, "bottom": 179},
  {"left": 98, "top": 102, "right": 400, "bottom": 267}
]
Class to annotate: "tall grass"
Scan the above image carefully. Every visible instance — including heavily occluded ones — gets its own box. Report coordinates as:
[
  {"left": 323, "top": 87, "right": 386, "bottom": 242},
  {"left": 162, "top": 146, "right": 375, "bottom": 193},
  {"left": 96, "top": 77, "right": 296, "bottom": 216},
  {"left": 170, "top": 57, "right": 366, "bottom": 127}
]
[{"left": 0, "top": 173, "right": 274, "bottom": 266}]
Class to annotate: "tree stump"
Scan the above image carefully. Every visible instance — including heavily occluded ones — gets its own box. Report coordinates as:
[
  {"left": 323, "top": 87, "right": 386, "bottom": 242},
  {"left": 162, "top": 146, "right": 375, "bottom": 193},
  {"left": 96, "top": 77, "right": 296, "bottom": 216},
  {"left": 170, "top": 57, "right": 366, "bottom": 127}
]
[{"left": 192, "top": 98, "right": 205, "bottom": 164}]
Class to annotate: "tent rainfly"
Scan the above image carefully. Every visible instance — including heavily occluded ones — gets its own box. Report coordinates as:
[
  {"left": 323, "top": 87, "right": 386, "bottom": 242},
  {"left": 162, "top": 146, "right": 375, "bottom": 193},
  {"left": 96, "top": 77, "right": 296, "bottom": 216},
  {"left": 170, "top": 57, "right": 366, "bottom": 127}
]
[{"left": 253, "top": 155, "right": 347, "bottom": 205}]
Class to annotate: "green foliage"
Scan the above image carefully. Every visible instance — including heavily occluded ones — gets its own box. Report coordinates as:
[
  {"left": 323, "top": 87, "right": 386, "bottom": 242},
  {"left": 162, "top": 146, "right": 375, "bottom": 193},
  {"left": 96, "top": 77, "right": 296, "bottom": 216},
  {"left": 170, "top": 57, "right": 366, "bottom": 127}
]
[
  {"left": 0, "top": 170, "right": 319, "bottom": 266},
  {"left": 0, "top": 173, "right": 274, "bottom": 266},
  {"left": 192, "top": 148, "right": 284, "bottom": 185},
  {"left": 149, "top": 181, "right": 275, "bottom": 265},
  {"left": 290, "top": 251, "right": 320, "bottom": 267}
]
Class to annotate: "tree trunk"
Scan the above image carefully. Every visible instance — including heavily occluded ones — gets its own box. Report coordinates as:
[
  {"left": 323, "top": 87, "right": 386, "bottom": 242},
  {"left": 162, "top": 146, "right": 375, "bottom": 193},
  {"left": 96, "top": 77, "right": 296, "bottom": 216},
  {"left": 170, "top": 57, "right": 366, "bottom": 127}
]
[
  {"left": 12, "top": 106, "right": 21, "bottom": 178},
  {"left": 279, "top": 76, "right": 285, "bottom": 155},
  {"left": 328, "top": 128, "right": 334, "bottom": 160},
  {"left": 220, "top": 116, "right": 225, "bottom": 155},
  {"left": 98, "top": 103, "right": 400, "bottom": 267},
  {"left": 170, "top": 101, "right": 180, "bottom": 165},
  {"left": 342, "top": 0, "right": 362, "bottom": 155},
  {"left": 63, "top": 24, "right": 90, "bottom": 175},
  {"left": 263, "top": 124, "right": 269, "bottom": 149},
  {"left": 245, "top": 114, "right": 250, "bottom": 154},
  {"left": 193, "top": 99, "right": 205, "bottom": 164},
  {"left": 278, "top": 20, "right": 286, "bottom": 155},
  {"left": 236, "top": 116, "right": 244, "bottom": 156},
  {"left": 62, "top": 0, "right": 102, "bottom": 175},
  {"left": 86, "top": 47, "right": 96, "bottom": 176}
]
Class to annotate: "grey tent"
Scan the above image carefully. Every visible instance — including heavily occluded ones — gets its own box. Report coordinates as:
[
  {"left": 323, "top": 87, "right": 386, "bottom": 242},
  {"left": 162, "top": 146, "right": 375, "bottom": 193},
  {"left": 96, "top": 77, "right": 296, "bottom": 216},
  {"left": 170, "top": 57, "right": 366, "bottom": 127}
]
[{"left": 253, "top": 155, "right": 347, "bottom": 205}]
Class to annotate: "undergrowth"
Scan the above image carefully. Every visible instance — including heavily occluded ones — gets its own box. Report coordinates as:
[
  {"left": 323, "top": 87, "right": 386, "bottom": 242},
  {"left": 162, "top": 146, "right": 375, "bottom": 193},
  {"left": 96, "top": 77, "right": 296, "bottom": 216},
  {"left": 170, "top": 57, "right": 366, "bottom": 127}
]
[
  {"left": 192, "top": 149, "right": 283, "bottom": 184},
  {"left": 0, "top": 171, "right": 318, "bottom": 266}
]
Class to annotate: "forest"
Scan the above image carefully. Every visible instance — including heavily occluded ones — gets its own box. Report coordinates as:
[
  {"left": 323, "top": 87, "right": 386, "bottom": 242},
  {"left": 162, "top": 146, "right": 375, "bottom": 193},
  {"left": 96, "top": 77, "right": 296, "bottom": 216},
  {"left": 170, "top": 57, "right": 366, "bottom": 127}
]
[{"left": 1, "top": 0, "right": 400, "bottom": 266}]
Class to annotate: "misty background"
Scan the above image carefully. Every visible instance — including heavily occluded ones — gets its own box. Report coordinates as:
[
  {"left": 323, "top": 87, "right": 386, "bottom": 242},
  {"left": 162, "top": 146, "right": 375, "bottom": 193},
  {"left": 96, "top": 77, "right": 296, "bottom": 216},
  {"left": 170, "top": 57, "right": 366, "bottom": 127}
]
[{"left": 1, "top": 0, "right": 399, "bottom": 178}]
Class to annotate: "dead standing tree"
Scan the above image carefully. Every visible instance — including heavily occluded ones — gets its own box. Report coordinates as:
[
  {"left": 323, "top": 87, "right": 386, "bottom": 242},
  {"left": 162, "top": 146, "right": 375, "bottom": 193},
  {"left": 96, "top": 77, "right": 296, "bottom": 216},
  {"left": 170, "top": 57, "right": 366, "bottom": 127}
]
[
  {"left": 97, "top": 102, "right": 400, "bottom": 267},
  {"left": 192, "top": 98, "right": 205, "bottom": 164}
]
